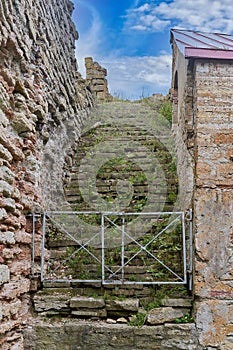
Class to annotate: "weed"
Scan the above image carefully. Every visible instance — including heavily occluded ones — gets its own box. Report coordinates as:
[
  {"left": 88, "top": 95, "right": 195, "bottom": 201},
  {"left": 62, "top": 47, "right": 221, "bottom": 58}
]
[
  {"left": 175, "top": 312, "right": 194, "bottom": 323},
  {"left": 160, "top": 100, "right": 172, "bottom": 124},
  {"left": 128, "top": 312, "right": 147, "bottom": 327}
]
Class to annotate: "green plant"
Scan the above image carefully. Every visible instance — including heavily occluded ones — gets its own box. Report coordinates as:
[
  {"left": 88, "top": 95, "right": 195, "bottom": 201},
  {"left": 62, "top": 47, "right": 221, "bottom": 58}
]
[
  {"left": 175, "top": 312, "right": 194, "bottom": 323},
  {"left": 160, "top": 100, "right": 172, "bottom": 124},
  {"left": 165, "top": 285, "right": 189, "bottom": 297},
  {"left": 144, "top": 299, "right": 161, "bottom": 310},
  {"left": 167, "top": 191, "right": 177, "bottom": 202},
  {"left": 141, "top": 291, "right": 164, "bottom": 310},
  {"left": 128, "top": 312, "right": 147, "bottom": 327}
]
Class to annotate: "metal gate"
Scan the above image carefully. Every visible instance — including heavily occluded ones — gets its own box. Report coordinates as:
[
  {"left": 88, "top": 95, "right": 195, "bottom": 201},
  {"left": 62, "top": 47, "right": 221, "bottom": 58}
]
[{"left": 32, "top": 210, "right": 193, "bottom": 290}]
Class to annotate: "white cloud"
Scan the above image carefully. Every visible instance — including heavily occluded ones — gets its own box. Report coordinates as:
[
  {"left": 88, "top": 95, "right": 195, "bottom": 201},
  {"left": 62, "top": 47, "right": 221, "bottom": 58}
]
[
  {"left": 102, "top": 55, "right": 172, "bottom": 100},
  {"left": 125, "top": 0, "right": 233, "bottom": 33},
  {"left": 75, "top": 1, "right": 103, "bottom": 77},
  {"left": 75, "top": 1, "right": 172, "bottom": 99},
  {"left": 136, "top": 3, "right": 151, "bottom": 12}
]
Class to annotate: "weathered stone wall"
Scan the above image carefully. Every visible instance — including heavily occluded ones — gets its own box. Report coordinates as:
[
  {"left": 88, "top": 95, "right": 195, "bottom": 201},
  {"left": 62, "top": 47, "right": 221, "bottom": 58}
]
[
  {"left": 171, "top": 46, "right": 194, "bottom": 212},
  {"left": 85, "top": 57, "right": 112, "bottom": 101},
  {"left": 0, "top": 1, "right": 93, "bottom": 348},
  {"left": 193, "top": 60, "right": 233, "bottom": 349},
  {"left": 23, "top": 320, "right": 199, "bottom": 350},
  {"left": 172, "top": 42, "right": 233, "bottom": 349}
]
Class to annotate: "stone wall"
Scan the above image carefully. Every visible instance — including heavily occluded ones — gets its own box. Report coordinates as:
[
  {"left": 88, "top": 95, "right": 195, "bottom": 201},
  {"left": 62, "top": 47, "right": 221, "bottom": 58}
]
[
  {"left": 85, "top": 57, "right": 112, "bottom": 101},
  {"left": 0, "top": 1, "right": 93, "bottom": 348},
  {"left": 171, "top": 46, "right": 194, "bottom": 212},
  {"left": 23, "top": 320, "right": 199, "bottom": 350},
  {"left": 193, "top": 60, "right": 233, "bottom": 349},
  {"left": 171, "top": 41, "right": 233, "bottom": 349}
]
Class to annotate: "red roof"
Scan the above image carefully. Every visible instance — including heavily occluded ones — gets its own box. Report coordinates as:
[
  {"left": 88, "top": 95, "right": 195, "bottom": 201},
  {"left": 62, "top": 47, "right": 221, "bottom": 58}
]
[{"left": 171, "top": 29, "right": 233, "bottom": 59}]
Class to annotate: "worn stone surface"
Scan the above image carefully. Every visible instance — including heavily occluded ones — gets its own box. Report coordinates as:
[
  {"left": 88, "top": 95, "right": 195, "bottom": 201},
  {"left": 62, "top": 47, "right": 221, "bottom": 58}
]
[
  {"left": 195, "top": 300, "right": 233, "bottom": 348},
  {"left": 161, "top": 323, "right": 200, "bottom": 350},
  {"left": 33, "top": 289, "right": 73, "bottom": 312},
  {"left": 23, "top": 320, "right": 200, "bottom": 350},
  {"left": 147, "top": 307, "right": 188, "bottom": 325},
  {"left": 161, "top": 298, "right": 193, "bottom": 307},
  {"left": 70, "top": 296, "right": 105, "bottom": 309},
  {"left": 72, "top": 309, "right": 107, "bottom": 318},
  {"left": 0, "top": 265, "right": 10, "bottom": 285},
  {"left": 193, "top": 61, "right": 233, "bottom": 348},
  {"left": 106, "top": 298, "right": 139, "bottom": 312},
  {"left": 0, "top": 231, "right": 15, "bottom": 244}
]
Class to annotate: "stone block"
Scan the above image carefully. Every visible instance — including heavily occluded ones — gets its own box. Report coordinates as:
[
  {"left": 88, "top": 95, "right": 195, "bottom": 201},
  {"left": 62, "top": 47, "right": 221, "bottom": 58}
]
[
  {"left": 0, "top": 198, "right": 16, "bottom": 212},
  {"left": 0, "top": 265, "right": 10, "bottom": 285},
  {"left": 0, "top": 208, "right": 7, "bottom": 220},
  {"left": 7, "top": 141, "right": 25, "bottom": 161},
  {"left": 34, "top": 292, "right": 71, "bottom": 312},
  {"left": 0, "top": 143, "right": 13, "bottom": 162},
  {"left": 161, "top": 298, "right": 193, "bottom": 308},
  {"left": 134, "top": 325, "right": 164, "bottom": 349},
  {"left": 14, "top": 230, "right": 31, "bottom": 244},
  {"left": 0, "top": 110, "right": 9, "bottom": 127},
  {"left": 2, "top": 299, "right": 21, "bottom": 319},
  {"left": 162, "top": 323, "right": 198, "bottom": 350},
  {"left": 11, "top": 112, "right": 35, "bottom": 134},
  {"left": 0, "top": 180, "right": 14, "bottom": 197},
  {"left": 147, "top": 307, "right": 188, "bottom": 325},
  {"left": 70, "top": 296, "right": 105, "bottom": 309},
  {"left": 106, "top": 298, "right": 139, "bottom": 312},
  {"left": 0, "top": 319, "right": 21, "bottom": 336},
  {"left": 1, "top": 278, "right": 30, "bottom": 299},
  {"left": 72, "top": 309, "right": 107, "bottom": 318},
  {"left": 0, "top": 166, "right": 15, "bottom": 184},
  {"left": 195, "top": 300, "right": 233, "bottom": 347},
  {"left": 43, "top": 281, "right": 71, "bottom": 288},
  {"left": 0, "top": 231, "right": 15, "bottom": 244}
]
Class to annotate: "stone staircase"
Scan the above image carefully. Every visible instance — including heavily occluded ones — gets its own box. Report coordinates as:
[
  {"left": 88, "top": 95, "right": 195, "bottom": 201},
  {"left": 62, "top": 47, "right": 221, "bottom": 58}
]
[
  {"left": 28, "top": 99, "right": 195, "bottom": 350},
  {"left": 63, "top": 99, "right": 177, "bottom": 213},
  {"left": 39, "top": 99, "right": 186, "bottom": 288}
]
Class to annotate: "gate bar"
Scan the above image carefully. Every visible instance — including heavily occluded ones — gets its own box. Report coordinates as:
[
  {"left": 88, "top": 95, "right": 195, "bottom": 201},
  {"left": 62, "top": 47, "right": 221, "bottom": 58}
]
[
  {"left": 41, "top": 212, "right": 46, "bottom": 282},
  {"left": 188, "top": 209, "right": 193, "bottom": 291},
  {"left": 101, "top": 213, "right": 105, "bottom": 283}
]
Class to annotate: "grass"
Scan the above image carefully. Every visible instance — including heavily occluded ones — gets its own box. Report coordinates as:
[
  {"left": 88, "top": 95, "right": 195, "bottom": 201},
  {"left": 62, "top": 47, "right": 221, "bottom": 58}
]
[
  {"left": 128, "top": 312, "right": 147, "bottom": 327},
  {"left": 175, "top": 312, "right": 194, "bottom": 323}
]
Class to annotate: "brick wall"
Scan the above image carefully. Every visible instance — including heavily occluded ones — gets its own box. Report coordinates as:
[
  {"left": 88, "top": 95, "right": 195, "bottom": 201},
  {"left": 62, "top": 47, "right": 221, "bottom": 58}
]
[{"left": 0, "top": 1, "right": 93, "bottom": 348}]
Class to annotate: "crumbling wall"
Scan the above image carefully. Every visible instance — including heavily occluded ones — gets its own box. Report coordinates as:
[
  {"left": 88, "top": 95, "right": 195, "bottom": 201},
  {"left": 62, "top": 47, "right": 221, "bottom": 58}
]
[
  {"left": 85, "top": 57, "right": 112, "bottom": 101},
  {"left": 0, "top": 1, "right": 93, "bottom": 348}
]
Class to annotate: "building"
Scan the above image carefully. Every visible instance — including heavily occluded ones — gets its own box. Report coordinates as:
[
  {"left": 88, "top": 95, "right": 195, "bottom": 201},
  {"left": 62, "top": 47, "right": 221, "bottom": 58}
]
[{"left": 171, "top": 29, "right": 233, "bottom": 349}]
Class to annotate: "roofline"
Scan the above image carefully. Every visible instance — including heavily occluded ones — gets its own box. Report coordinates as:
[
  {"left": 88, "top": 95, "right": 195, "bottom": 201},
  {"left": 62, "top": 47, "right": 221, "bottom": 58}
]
[
  {"left": 185, "top": 47, "right": 233, "bottom": 59},
  {"left": 171, "top": 28, "right": 231, "bottom": 37}
]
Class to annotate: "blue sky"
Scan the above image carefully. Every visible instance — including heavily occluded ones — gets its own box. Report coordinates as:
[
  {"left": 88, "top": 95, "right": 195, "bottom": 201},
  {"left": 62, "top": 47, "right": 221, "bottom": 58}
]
[{"left": 72, "top": 0, "right": 233, "bottom": 100}]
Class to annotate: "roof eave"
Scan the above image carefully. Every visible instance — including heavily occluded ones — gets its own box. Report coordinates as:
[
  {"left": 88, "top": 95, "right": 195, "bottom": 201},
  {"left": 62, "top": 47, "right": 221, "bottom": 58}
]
[{"left": 185, "top": 47, "right": 233, "bottom": 59}]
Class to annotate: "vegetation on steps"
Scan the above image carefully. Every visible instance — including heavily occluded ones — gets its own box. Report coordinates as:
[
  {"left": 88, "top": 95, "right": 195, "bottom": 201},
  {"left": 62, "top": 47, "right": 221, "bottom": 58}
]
[{"left": 43, "top": 96, "right": 189, "bottom": 300}]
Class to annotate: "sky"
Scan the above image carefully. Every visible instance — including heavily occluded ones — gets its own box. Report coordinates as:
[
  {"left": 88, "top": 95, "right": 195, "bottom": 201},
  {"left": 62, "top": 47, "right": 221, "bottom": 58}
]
[{"left": 72, "top": 0, "right": 233, "bottom": 100}]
